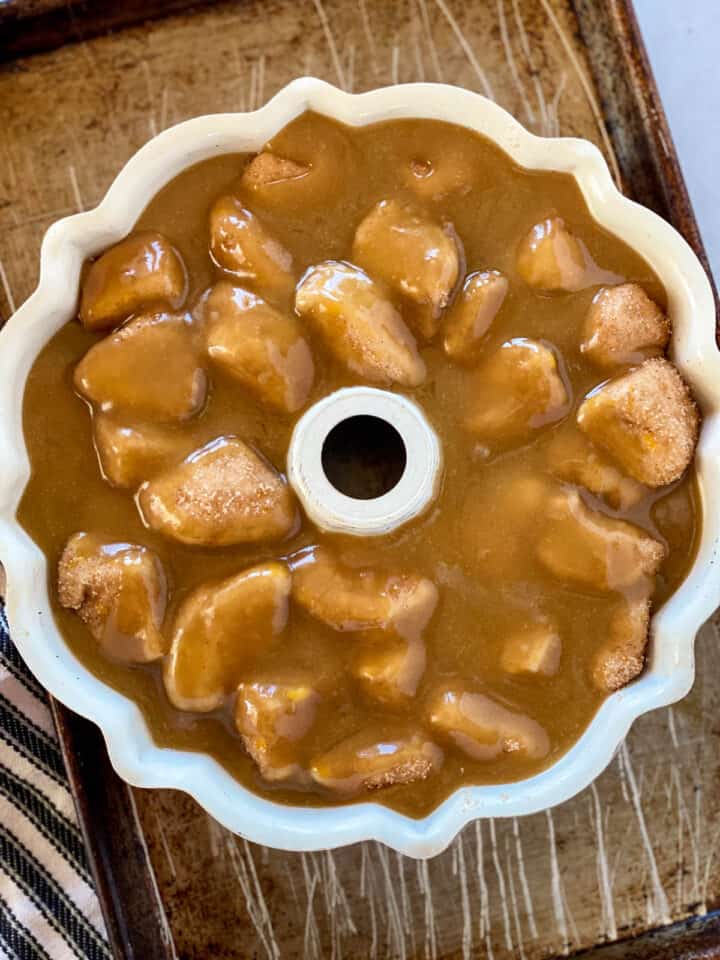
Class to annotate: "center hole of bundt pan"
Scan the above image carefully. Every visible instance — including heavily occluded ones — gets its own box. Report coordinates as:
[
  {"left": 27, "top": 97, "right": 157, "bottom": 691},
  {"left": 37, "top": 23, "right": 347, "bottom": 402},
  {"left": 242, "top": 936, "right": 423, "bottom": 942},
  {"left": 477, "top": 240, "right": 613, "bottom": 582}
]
[{"left": 321, "top": 415, "right": 407, "bottom": 500}]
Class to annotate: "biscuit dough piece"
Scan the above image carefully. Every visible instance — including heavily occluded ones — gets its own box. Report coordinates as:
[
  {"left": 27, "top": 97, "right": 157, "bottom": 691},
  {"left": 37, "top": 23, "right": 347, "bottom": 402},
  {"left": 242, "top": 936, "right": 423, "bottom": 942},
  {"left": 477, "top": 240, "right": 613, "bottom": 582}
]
[
  {"left": 536, "top": 488, "right": 665, "bottom": 592},
  {"left": 335, "top": 565, "right": 438, "bottom": 705},
  {"left": 242, "top": 153, "right": 309, "bottom": 188},
  {"left": 58, "top": 532, "right": 167, "bottom": 663},
  {"left": 165, "top": 562, "right": 291, "bottom": 711},
  {"left": 580, "top": 283, "right": 670, "bottom": 368},
  {"left": 352, "top": 576, "right": 438, "bottom": 705},
  {"left": 501, "top": 624, "right": 562, "bottom": 677},
  {"left": 546, "top": 430, "right": 647, "bottom": 510},
  {"left": 352, "top": 199, "right": 461, "bottom": 338},
  {"left": 241, "top": 116, "right": 358, "bottom": 212},
  {"left": 592, "top": 594, "right": 652, "bottom": 692},
  {"left": 577, "top": 358, "right": 699, "bottom": 487},
  {"left": 295, "top": 261, "right": 426, "bottom": 386},
  {"left": 516, "top": 217, "right": 618, "bottom": 292},
  {"left": 465, "top": 338, "right": 569, "bottom": 444},
  {"left": 311, "top": 727, "right": 443, "bottom": 793},
  {"left": 353, "top": 638, "right": 427, "bottom": 705},
  {"left": 80, "top": 232, "right": 187, "bottom": 331},
  {"left": 209, "top": 196, "right": 295, "bottom": 301},
  {"left": 291, "top": 546, "right": 438, "bottom": 638},
  {"left": 443, "top": 270, "right": 508, "bottom": 364},
  {"left": 93, "top": 416, "right": 193, "bottom": 489},
  {"left": 235, "top": 680, "right": 319, "bottom": 782},
  {"left": 428, "top": 687, "right": 550, "bottom": 760},
  {"left": 204, "top": 282, "right": 314, "bottom": 413},
  {"left": 74, "top": 311, "right": 206, "bottom": 422},
  {"left": 138, "top": 436, "right": 297, "bottom": 546},
  {"left": 516, "top": 217, "right": 588, "bottom": 292}
]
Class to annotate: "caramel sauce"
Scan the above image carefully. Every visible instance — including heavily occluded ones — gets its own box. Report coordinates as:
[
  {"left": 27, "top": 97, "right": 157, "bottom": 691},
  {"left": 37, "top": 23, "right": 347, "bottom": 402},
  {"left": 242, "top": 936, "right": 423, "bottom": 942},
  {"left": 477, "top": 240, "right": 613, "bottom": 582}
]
[{"left": 17, "top": 114, "right": 699, "bottom": 817}]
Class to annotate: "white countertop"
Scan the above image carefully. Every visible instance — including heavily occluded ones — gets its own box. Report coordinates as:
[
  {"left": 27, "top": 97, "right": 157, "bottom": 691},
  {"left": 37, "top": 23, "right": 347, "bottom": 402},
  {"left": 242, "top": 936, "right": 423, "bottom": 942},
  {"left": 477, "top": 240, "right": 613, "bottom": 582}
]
[{"left": 635, "top": 0, "right": 719, "bottom": 282}]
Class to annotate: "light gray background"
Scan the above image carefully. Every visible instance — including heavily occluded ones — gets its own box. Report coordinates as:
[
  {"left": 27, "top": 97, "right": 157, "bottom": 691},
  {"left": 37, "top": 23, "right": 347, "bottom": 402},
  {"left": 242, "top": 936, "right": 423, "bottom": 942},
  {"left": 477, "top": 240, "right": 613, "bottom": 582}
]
[{"left": 635, "top": 0, "right": 719, "bottom": 281}]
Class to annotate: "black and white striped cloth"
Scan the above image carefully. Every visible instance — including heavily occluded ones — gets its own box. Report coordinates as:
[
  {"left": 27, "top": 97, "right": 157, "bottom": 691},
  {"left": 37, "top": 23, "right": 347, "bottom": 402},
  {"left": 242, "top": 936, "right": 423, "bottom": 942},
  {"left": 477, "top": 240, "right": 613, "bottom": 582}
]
[{"left": 0, "top": 603, "right": 110, "bottom": 960}]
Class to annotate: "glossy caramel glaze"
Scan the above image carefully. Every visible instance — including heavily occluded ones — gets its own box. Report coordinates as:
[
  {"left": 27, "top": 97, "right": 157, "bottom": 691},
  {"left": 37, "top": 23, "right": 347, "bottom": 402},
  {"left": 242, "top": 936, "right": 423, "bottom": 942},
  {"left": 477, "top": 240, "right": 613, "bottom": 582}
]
[{"left": 18, "top": 114, "right": 699, "bottom": 816}]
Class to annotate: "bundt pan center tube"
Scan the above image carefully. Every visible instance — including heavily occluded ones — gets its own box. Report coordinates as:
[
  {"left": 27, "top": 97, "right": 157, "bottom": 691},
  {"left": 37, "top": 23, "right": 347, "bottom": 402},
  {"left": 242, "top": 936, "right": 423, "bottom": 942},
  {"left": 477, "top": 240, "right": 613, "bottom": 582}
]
[{"left": 287, "top": 387, "right": 442, "bottom": 536}]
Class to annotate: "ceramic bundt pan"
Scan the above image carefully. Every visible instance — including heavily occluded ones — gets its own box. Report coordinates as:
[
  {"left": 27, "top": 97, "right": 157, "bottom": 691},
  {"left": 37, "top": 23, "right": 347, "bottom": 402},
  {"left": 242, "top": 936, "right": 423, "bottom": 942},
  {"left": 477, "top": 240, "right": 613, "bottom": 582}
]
[{"left": 0, "top": 78, "right": 718, "bottom": 857}]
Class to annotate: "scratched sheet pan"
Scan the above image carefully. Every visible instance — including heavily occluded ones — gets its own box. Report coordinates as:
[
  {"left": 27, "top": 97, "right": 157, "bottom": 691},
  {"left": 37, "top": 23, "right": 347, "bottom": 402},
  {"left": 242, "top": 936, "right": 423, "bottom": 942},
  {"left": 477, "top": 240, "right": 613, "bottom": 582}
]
[{"left": 1, "top": 1, "right": 719, "bottom": 957}]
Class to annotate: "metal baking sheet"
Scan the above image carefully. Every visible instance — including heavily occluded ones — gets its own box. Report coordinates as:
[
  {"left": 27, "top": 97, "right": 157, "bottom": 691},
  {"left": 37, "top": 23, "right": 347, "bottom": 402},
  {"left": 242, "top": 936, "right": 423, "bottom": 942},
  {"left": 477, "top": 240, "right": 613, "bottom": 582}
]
[{"left": 1, "top": 0, "right": 718, "bottom": 956}]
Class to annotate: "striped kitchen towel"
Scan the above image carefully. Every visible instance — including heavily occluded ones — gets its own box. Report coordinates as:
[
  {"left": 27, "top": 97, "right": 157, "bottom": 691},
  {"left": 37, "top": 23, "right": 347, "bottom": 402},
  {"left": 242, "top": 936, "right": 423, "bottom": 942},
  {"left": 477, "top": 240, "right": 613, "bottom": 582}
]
[{"left": 0, "top": 602, "right": 110, "bottom": 960}]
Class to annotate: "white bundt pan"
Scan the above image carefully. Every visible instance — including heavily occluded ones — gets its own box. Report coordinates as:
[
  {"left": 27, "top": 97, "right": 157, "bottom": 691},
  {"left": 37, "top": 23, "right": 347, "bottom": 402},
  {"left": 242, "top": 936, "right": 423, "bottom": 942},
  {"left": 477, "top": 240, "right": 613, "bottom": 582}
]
[{"left": 1, "top": 79, "right": 718, "bottom": 858}]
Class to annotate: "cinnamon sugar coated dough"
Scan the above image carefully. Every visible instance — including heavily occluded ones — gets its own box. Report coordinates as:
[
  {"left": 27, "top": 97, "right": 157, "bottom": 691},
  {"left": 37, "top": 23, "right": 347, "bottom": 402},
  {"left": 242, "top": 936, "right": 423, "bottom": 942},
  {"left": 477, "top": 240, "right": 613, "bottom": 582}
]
[
  {"left": 58, "top": 533, "right": 168, "bottom": 664},
  {"left": 138, "top": 436, "right": 298, "bottom": 546},
  {"left": 577, "top": 358, "right": 699, "bottom": 487},
  {"left": 204, "top": 282, "right": 314, "bottom": 413},
  {"left": 295, "top": 260, "right": 426, "bottom": 387},
  {"left": 235, "top": 681, "right": 320, "bottom": 782},
  {"left": 311, "top": 728, "right": 443, "bottom": 792},
  {"left": 465, "top": 338, "right": 569, "bottom": 444},
  {"left": 18, "top": 112, "right": 700, "bottom": 817},
  {"left": 353, "top": 636, "right": 428, "bottom": 704},
  {"left": 516, "top": 216, "right": 588, "bottom": 292},
  {"left": 351, "top": 199, "right": 461, "bottom": 339},
  {"left": 241, "top": 152, "right": 309, "bottom": 188},
  {"left": 581, "top": 282, "right": 670, "bottom": 367},
  {"left": 164, "top": 562, "right": 291, "bottom": 712},
  {"left": 592, "top": 595, "right": 652, "bottom": 692},
  {"left": 209, "top": 195, "right": 295, "bottom": 301},
  {"left": 442, "top": 270, "right": 508, "bottom": 364}
]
